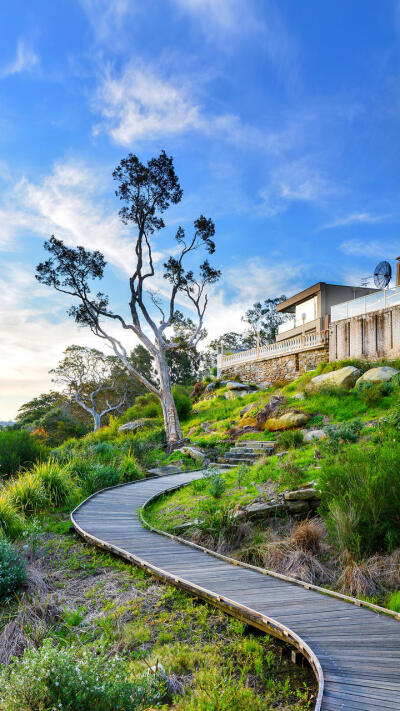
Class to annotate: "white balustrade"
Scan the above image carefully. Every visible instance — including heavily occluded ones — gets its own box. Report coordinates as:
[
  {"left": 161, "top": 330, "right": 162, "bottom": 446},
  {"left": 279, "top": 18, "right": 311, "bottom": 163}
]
[
  {"left": 219, "top": 331, "right": 326, "bottom": 368},
  {"left": 331, "top": 286, "right": 400, "bottom": 323}
]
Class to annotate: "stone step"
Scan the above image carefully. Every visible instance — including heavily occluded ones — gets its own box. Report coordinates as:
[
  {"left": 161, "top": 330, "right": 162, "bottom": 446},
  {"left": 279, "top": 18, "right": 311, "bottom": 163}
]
[
  {"left": 233, "top": 447, "right": 270, "bottom": 455},
  {"left": 224, "top": 452, "right": 257, "bottom": 460},
  {"left": 218, "top": 457, "right": 255, "bottom": 465},
  {"left": 234, "top": 440, "right": 275, "bottom": 449}
]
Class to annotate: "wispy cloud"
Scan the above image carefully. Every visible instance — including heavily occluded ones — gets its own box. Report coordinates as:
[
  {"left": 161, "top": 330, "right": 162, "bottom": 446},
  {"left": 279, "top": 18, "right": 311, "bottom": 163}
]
[
  {"left": 323, "top": 212, "right": 392, "bottom": 229},
  {"left": 259, "top": 159, "right": 336, "bottom": 215},
  {"left": 0, "top": 39, "right": 39, "bottom": 79},
  {"left": 78, "top": 0, "right": 136, "bottom": 45},
  {"left": 340, "top": 239, "right": 400, "bottom": 259}
]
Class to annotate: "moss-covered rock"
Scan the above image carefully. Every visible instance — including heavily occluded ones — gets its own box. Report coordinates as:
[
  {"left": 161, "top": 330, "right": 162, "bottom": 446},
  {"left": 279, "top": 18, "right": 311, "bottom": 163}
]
[
  {"left": 356, "top": 366, "right": 399, "bottom": 386},
  {"left": 307, "top": 365, "right": 361, "bottom": 392},
  {"left": 264, "top": 411, "right": 310, "bottom": 431}
]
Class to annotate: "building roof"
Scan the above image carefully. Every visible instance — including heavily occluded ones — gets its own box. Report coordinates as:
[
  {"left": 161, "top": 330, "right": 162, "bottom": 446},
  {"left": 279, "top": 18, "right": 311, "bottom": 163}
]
[{"left": 276, "top": 282, "right": 325, "bottom": 313}]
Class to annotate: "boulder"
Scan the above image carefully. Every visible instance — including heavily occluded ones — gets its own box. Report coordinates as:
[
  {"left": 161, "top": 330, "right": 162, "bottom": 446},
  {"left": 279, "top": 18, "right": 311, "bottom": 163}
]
[
  {"left": 178, "top": 446, "right": 206, "bottom": 463},
  {"left": 190, "top": 381, "right": 206, "bottom": 399},
  {"left": 285, "top": 500, "right": 310, "bottom": 514},
  {"left": 356, "top": 366, "right": 399, "bottom": 386},
  {"left": 244, "top": 501, "right": 286, "bottom": 519},
  {"left": 204, "top": 381, "right": 218, "bottom": 393},
  {"left": 284, "top": 487, "right": 319, "bottom": 501},
  {"left": 148, "top": 465, "right": 182, "bottom": 477},
  {"left": 292, "top": 392, "right": 305, "bottom": 401},
  {"left": 118, "top": 419, "right": 153, "bottom": 433},
  {"left": 257, "top": 381, "right": 273, "bottom": 390},
  {"left": 264, "top": 411, "right": 310, "bottom": 431},
  {"left": 226, "top": 381, "right": 251, "bottom": 390},
  {"left": 225, "top": 390, "right": 252, "bottom": 400},
  {"left": 302, "top": 429, "right": 326, "bottom": 443},
  {"left": 239, "top": 417, "right": 258, "bottom": 429},
  {"left": 307, "top": 366, "right": 361, "bottom": 392},
  {"left": 256, "top": 396, "right": 285, "bottom": 427}
]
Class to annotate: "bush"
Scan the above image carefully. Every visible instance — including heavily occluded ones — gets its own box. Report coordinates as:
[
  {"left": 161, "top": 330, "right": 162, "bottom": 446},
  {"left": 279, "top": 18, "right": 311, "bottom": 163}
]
[
  {"left": 0, "top": 539, "right": 26, "bottom": 599},
  {"left": 31, "top": 459, "right": 77, "bottom": 508},
  {"left": 119, "top": 394, "right": 162, "bottom": 423},
  {"left": 88, "top": 464, "right": 121, "bottom": 493},
  {"left": 357, "top": 380, "right": 393, "bottom": 407},
  {"left": 318, "top": 441, "right": 400, "bottom": 556},
  {"left": 0, "top": 640, "right": 167, "bottom": 711},
  {"left": 0, "top": 429, "right": 47, "bottom": 478},
  {"left": 119, "top": 453, "right": 144, "bottom": 482},
  {"left": 7, "top": 471, "right": 46, "bottom": 515},
  {"left": 0, "top": 496, "right": 25, "bottom": 539},
  {"left": 322, "top": 421, "right": 363, "bottom": 453},
  {"left": 279, "top": 430, "right": 303, "bottom": 449},
  {"left": 172, "top": 386, "right": 192, "bottom": 420}
]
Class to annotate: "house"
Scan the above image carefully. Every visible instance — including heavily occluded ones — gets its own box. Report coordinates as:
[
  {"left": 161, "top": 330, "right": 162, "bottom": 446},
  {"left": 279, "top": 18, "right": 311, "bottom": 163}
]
[
  {"left": 218, "top": 281, "right": 381, "bottom": 384},
  {"left": 276, "top": 282, "right": 377, "bottom": 342}
]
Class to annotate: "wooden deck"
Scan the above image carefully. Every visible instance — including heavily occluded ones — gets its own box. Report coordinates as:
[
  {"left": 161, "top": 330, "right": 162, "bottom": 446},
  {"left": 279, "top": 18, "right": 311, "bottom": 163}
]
[{"left": 71, "top": 472, "right": 400, "bottom": 711}]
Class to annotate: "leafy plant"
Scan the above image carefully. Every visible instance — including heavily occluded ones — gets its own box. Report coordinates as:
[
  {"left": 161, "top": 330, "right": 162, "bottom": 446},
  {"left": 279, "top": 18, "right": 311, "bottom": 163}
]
[
  {"left": 0, "top": 538, "right": 26, "bottom": 599},
  {"left": 7, "top": 471, "right": 46, "bottom": 515},
  {"left": 31, "top": 459, "right": 76, "bottom": 507},
  {"left": 0, "top": 429, "right": 47, "bottom": 478},
  {"left": 0, "top": 496, "right": 25, "bottom": 539},
  {"left": 279, "top": 430, "right": 304, "bottom": 449}
]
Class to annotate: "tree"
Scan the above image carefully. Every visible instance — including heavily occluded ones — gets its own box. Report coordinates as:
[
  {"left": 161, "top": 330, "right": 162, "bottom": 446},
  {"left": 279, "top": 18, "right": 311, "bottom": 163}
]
[
  {"left": 50, "top": 346, "right": 127, "bottom": 432},
  {"left": 242, "top": 296, "right": 288, "bottom": 345},
  {"left": 166, "top": 311, "right": 206, "bottom": 385},
  {"left": 16, "top": 392, "right": 66, "bottom": 428},
  {"left": 36, "top": 151, "right": 221, "bottom": 447}
]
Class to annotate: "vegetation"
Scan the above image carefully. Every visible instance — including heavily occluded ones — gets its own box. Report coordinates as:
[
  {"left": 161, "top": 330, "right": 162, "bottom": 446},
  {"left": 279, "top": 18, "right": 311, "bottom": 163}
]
[
  {"left": 0, "top": 430, "right": 47, "bottom": 479},
  {"left": 0, "top": 539, "right": 26, "bottom": 600}
]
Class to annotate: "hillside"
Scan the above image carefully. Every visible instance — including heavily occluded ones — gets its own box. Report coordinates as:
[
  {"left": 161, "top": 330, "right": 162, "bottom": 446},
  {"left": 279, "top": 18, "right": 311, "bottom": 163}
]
[{"left": 1, "top": 357, "right": 400, "bottom": 709}]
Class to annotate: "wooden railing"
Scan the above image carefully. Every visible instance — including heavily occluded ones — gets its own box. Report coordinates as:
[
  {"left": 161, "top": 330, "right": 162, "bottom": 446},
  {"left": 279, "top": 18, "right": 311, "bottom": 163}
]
[{"left": 218, "top": 331, "right": 328, "bottom": 370}]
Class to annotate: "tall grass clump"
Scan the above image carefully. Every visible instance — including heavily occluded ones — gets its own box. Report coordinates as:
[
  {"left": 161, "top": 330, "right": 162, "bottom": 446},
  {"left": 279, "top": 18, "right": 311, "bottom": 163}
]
[
  {"left": 6, "top": 471, "right": 46, "bottom": 516},
  {"left": 318, "top": 441, "right": 400, "bottom": 556},
  {"left": 0, "top": 496, "right": 25, "bottom": 540},
  {"left": 0, "top": 429, "right": 47, "bottom": 478},
  {"left": 31, "top": 459, "right": 77, "bottom": 508}
]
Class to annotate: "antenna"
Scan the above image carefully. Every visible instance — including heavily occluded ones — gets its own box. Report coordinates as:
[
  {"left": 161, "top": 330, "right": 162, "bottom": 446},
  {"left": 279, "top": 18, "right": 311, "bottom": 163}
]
[{"left": 373, "top": 261, "right": 392, "bottom": 289}]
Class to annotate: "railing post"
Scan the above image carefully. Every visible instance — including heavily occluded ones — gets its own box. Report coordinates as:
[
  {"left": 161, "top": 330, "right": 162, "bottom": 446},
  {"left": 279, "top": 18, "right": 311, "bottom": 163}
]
[{"left": 256, "top": 330, "right": 260, "bottom": 359}]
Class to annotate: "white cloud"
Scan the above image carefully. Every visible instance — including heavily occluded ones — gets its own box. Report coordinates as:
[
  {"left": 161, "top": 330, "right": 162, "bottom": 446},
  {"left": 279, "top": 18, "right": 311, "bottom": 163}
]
[
  {"left": 79, "top": 0, "right": 135, "bottom": 44},
  {"left": 94, "top": 67, "right": 204, "bottom": 144},
  {"left": 340, "top": 239, "right": 400, "bottom": 259},
  {"left": 259, "top": 159, "right": 334, "bottom": 215},
  {"left": 323, "top": 212, "right": 392, "bottom": 229},
  {"left": 0, "top": 39, "right": 39, "bottom": 79}
]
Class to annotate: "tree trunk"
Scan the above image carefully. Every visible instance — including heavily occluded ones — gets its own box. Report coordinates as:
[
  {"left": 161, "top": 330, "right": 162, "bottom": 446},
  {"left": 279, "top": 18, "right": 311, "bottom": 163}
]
[
  {"left": 157, "top": 351, "right": 183, "bottom": 450},
  {"left": 93, "top": 411, "right": 101, "bottom": 432}
]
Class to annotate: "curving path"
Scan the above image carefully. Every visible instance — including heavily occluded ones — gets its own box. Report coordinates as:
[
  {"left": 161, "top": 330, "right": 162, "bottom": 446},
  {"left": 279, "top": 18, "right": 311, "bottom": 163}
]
[{"left": 71, "top": 472, "right": 400, "bottom": 711}]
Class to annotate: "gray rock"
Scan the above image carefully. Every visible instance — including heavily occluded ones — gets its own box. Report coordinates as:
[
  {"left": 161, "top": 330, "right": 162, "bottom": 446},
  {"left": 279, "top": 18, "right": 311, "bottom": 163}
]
[
  {"left": 240, "top": 403, "right": 258, "bottom": 418},
  {"left": 356, "top": 366, "right": 399, "bottom": 386},
  {"left": 284, "top": 487, "right": 319, "bottom": 501},
  {"left": 244, "top": 501, "right": 286, "bottom": 518},
  {"left": 307, "top": 366, "right": 361, "bottom": 392},
  {"left": 292, "top": 392, "right": 305, "bottom": 400},
  {"left": 256, "top": 395, "right": 285, "bottom": 427},
  {"left": 257, "top": 381, "right": 273, "bottom": 390},
  {"left": 302, "top": 429, "right": 326, "bottom": 443},
  {"left": 119, "top": 419, "right": 152, "bottom": 433},
  {"left": 226, "top": 381, "right": 251, "bottom": 390},
  {"left": 286, "top": 500, "right": 310, "bottom": 513},
  {"left": 178, "top": 446, "right": 206, "bottom": 463},
  {"left": 225, "top": 390, "right": 252, "bottom": 399}
]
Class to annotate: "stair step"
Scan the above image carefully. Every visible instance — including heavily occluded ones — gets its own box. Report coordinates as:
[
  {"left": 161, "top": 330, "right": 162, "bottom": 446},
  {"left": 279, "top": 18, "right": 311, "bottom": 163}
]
[{"left": 234, "top": 441, "right": 275, "bottom": 449}]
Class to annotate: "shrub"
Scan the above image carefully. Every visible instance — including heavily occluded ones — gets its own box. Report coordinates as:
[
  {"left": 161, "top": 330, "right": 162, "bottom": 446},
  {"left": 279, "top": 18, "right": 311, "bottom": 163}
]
[
  {"left": 208, "top": 474, "right": 226, "bottom": 498},
  {"left": 88, "top": 464, "right": 121, "bottom": 493},
  {"left": 0, "top": 429, "right": 47, "bottom": 478},
  {"left": 172, "top": 386, "right": 192, "bottom": 420},
  {"left": 387, "top": 590, "right": 400, "bottom": 613},
  {"left": 322, "top": 420, "right": 363, "bottom": 453},
  {"left": 31, "top": 459, "right": 76, "bottom": 508},
  {"left": 7, "top": 472, "right": 46, "bottom": 515},
  {"left": 0, "top": 496, "right": 25, "bottom": 539},
  {"left": 0, "top": 539, "right": 26, "bottom": 599},
  {"left": 318, "top": 441, "right": 400, "bottom": 556},
  {"left": 279, "top": 430, "right": 303, "bottom": 449},
  {"left": 357, "top": 380, "right": 393, "bottom": 407},
  {"left": 119, "top": 453, "right": 144, "bottom": 482},
  {"left": 0, "top": 640, "right": 167, "bottom": 711}
]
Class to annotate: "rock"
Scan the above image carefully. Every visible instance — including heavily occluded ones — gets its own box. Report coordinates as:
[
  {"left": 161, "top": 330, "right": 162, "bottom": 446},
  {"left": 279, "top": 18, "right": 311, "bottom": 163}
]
[
  {"left": 244, "top": 502, "right": 286, "bottom": 519},
  {"left": 356, "top": 366, "right": 399, "bottom": 386},
  {"left": 277, "top": 451, "right": 289, "bottom": 457},
  {"left": 264, "top": 411, "right": 310, "bottom": 431},
  {"left": 204, "top": 381, "right": 218, "bottom": 393},
  {"left": 292, "top": 392, "right": 305, "bottom": 400},
  {"left": 302, "top": 429, "right": 326, "bottom": 443},
  {"left": 240, "top": 403, "right": 258, "bottom": 418},
  {"left": 148, "top": 465, "right": 182, "bottom": 477},
  {"left": 307, "top": 366, "right": 361, "bottom": 392},
  {"left": 119, "top": 419, "right": 153, "bottom": 433},
  {"left": 187, "top": 426, "right": 197, "bottom": 437},
  {"left": 284, "top": 488, "right": 319, "bottom": 501},
  {"left": 256, "top": 396, "right": 285, "bottom": 427},
  {"left": 239, "top": 417, "right": 258, "bottom": 428},
  {"left": 226, "top": 381, "right": 251, "bottom": 391},
  {"left": 178, "top": 446, "right": 206, "bottom": 463},
  {"left": 286, "top": 500, "right": 310, "bottom": 514},
  {"left": 257, "top": 381, "right": 273, "bottom": 390},
  {"left": 225, "top": 390, "right": 252, "bottom": 400}
]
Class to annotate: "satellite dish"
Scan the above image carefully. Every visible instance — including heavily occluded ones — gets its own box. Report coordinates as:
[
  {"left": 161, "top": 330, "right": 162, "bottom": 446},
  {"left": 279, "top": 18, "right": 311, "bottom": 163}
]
[{"left": 374, "top": 261, "right": 392, "bottom": 289}]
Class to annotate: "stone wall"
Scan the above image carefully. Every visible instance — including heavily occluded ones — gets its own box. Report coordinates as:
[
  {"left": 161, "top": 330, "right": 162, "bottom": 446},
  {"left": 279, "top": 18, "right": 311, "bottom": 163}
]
[
  {"left": 329, "top": 306, "right": 400, "bottom": 361},
  {"left": 220, "top": 346, "right": 329, "bottom": 384}
]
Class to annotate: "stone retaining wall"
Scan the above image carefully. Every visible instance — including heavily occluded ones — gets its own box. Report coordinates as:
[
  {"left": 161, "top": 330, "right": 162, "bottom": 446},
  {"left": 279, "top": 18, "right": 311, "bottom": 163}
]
[
  {"left": 329, "top": 306, "right": 400, "bottom": 361},
  {"left": 220, "top": 346, "right": 329, "bottom": 384}
]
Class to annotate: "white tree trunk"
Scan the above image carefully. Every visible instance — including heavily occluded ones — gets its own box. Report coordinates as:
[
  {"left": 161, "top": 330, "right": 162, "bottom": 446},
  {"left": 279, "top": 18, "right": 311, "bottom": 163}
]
[
  {"left": 157, "top": 350, "right": 183, "bottom": 449},
  {"left": 93, "top": 412, "right": 101, "bottom": 432}
]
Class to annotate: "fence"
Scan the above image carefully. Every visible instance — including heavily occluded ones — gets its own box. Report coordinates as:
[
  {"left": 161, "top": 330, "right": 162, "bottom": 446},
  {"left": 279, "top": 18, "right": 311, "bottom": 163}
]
[
  {"left": 218, "top": 331, "right": 327, "bottom": 370},
  {"left": 331, "top": 286, "right": 400, "bottom": 323}
]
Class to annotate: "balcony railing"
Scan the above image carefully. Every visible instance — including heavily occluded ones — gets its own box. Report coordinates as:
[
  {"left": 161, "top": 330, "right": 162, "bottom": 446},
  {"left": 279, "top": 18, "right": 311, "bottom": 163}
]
[
  {"left": 331, "top": 286, "right": 400, "bottom": 323},
  {"left": 218, "top": 331, "right": 327, "bottom": 370}
]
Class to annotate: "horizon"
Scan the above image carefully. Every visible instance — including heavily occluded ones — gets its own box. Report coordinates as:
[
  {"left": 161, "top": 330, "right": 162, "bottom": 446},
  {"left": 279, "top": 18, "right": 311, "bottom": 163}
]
[{"left": 1, "top": 0, "right": 400, "bottom": 419}]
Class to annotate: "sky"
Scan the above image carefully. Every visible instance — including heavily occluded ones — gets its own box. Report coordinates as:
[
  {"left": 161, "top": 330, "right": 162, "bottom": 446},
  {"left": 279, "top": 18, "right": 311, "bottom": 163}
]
[{"left": 1, "top": 0, "right": 400, "bottom": 420}]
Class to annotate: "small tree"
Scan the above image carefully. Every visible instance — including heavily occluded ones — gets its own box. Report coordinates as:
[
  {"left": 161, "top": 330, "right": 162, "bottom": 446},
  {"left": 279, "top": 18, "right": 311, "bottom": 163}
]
[
  {"left": 242, "top": 296, "right": 289, "bottom": 345},
  {"left": 50, "top": 346, "right": 126, "bottom": 432},
  {"left": 36, "top": 151, "right": 221, "bottom": 447}
]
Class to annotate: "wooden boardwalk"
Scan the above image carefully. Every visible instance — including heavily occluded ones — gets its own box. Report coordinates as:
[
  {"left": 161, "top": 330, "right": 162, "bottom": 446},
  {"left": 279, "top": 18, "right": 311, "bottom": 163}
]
[{"left": 71, "top": 472, "right": 400, "bottom": 711}]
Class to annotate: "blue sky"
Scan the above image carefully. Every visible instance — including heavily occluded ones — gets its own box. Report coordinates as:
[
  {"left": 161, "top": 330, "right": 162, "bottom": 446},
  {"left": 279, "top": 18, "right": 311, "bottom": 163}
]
[{"left": 1, "top": 0, "right": 400, "bottom": 419}]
